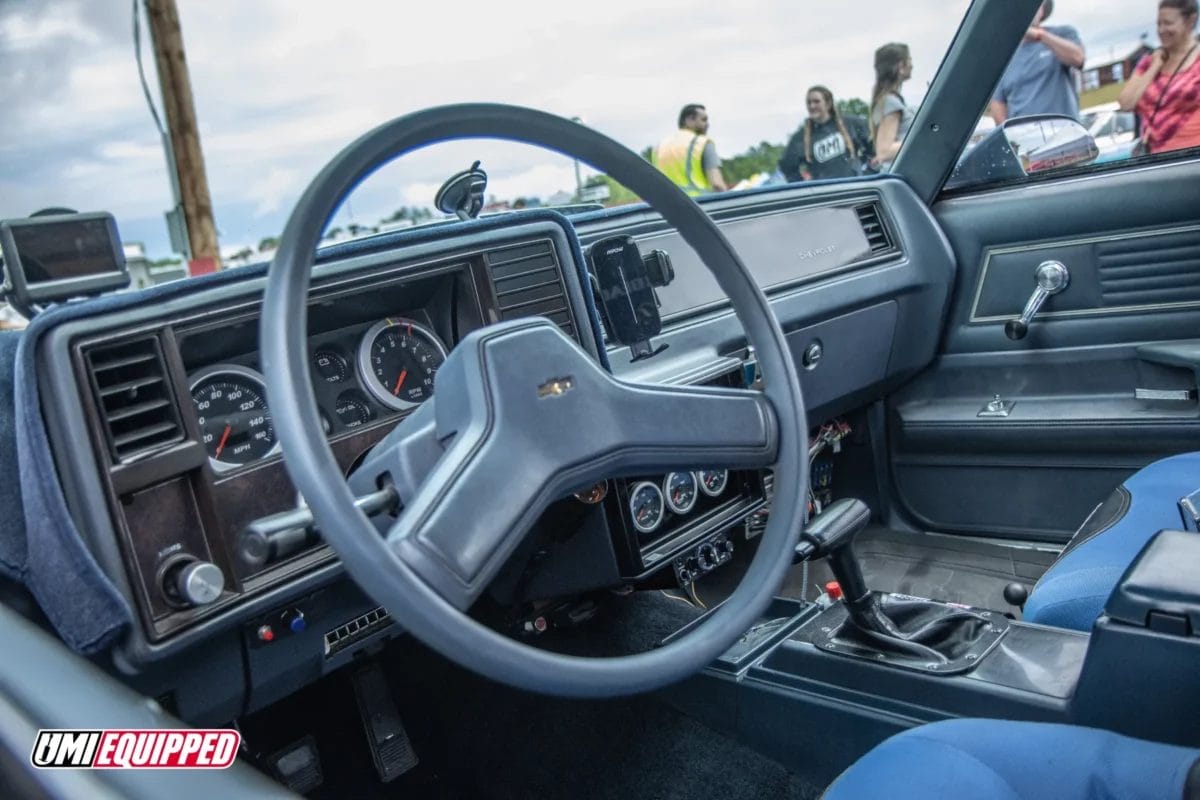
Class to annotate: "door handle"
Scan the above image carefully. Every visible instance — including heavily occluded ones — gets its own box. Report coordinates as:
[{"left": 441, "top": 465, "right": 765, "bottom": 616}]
[{"left": 1005, "top": 261, "right": 1070, "bottom": 340}]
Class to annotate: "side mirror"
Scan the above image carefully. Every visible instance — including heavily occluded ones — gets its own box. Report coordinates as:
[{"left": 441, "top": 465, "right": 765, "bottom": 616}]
[{"left": 946, "top": 114, "right": 1098, "bottom": 191}]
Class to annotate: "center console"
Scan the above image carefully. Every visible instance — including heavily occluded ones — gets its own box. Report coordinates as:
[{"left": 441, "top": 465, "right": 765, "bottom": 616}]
[{"left": 661, "top": 507, "right": 1200, "bottom": 787}]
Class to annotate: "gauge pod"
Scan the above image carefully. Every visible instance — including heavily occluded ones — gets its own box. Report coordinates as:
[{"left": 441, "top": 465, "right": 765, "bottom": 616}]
[
  {"left": 663, "top": 471, "right": 699, "bottom": 515},
  {"left": 189, "top": 364, "right": 280, "bottom": 471},
  {"left": 698, "top": 469, "right": 729, "bottom": 497},
  {"left": 628, "top": 481, "right": 665, "bottom": 535},
  {"left": 312, "top": 348, "right": 350, "bottom": 384},
  {"left": 334, "top": 390, "right": 374, "bottom": 429},
  {"left": 357, "top": 317, "right": 449, "bottom": 412}
]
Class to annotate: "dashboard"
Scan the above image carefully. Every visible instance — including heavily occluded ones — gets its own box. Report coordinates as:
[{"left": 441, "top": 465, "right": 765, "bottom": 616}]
[{"left": 25, "top": 179, "right": 956, "bottom": 721}]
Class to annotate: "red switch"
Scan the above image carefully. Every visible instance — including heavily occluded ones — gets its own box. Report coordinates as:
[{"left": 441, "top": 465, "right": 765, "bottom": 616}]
[
  {"left": 825, "top": 581, "right": 843, "bottom": 601},
  {"left": 257, "top": 624, "right": 275, "bottom": 642}
]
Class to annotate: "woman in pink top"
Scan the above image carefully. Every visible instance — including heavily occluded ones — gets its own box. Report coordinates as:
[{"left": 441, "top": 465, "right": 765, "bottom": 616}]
[{"left": 1119, "top": 0, "right": 1200, "bottom": 154}]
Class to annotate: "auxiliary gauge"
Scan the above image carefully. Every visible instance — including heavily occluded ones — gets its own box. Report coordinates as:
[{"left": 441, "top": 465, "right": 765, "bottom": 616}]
[
  {"left": 629, "top": 481, "right": 666, "bottom": 536},
  {"left": 663, "top": 471, "right": 699, "bottom": 515},
  {"left": 698, "top": 469, "right": 729, "bottom": 497}
]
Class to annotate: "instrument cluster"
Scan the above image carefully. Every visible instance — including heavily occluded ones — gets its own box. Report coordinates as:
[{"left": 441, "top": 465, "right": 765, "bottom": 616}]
[{"left": 189, "top": 315, "right": 448, "bottom": 473}]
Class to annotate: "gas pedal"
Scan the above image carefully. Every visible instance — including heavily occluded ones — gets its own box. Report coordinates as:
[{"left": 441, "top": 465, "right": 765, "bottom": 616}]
[{"left": 351, "top": 663, "right": 419, "bottom": 783}]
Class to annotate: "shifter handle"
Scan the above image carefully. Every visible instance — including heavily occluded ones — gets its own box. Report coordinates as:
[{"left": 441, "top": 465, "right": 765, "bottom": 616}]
[
  {"left": 801, "top": 498, "right": 871, "bottom": 553},
  {"left": 796, "top": 498, "right": 872, "bottom": 605}
]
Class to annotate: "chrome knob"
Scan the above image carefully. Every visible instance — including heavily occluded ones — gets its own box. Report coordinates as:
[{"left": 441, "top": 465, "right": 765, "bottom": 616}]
[{"left": 174, "top": 560, "right": 225, "bottom": 606}]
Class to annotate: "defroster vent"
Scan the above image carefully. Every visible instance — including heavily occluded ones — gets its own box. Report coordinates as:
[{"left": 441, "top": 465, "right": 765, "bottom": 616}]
[
  {"left": 483, "top": 240, "right": 576, "bottom": 338},
  {"left": 854, "top": 203, "right": 894, "bottom": 254},
  {"left": 85, "top": 337, "right": 183, "bottom": 462}
]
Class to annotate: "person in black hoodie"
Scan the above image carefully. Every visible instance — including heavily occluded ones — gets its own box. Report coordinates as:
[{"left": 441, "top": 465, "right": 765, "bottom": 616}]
[{"left": 779, "top": 86, "right": 873, "bottom": 181}]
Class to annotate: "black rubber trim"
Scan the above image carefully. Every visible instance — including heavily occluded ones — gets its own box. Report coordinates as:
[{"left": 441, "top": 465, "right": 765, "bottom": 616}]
[{"left": 1059, "top": 486, "right": 1132, "bottom": 560}]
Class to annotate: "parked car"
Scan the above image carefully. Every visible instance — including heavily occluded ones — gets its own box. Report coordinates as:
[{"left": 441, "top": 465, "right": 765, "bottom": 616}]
[{"left": 1081, "top": 101, "right": 1140, "bottom": 163}]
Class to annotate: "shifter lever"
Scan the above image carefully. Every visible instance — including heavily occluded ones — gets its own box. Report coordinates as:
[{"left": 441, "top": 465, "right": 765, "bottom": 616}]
[
  {"left": 798, "top": 499, "right": 996, "bottom": 667},
  {"left": 796, "top": 498, "right": 872, "bottom": 602}
]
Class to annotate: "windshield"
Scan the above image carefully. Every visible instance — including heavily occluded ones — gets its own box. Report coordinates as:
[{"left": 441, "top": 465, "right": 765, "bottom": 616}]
[{"left": 1, "top": 0, "right": 971, "bottom": 288}]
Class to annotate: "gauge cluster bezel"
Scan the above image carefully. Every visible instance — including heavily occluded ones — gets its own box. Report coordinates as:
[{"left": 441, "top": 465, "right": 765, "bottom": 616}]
[
  {"left": 178, "top": 264, "right": 463, "bottom": 477},
  {"left": 51, "top": 221, "right": 599, "bottom": 668}
]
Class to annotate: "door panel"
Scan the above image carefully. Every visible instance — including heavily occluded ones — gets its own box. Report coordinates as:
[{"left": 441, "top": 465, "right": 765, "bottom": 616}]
[{"left": 890, "top": 159, "right": 1200, "bottom": 542}]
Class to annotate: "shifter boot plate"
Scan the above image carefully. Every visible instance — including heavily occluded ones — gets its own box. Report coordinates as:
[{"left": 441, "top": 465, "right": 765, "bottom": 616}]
[{"left": 813, "top": 593, "right": 1010, "bottom": 675}]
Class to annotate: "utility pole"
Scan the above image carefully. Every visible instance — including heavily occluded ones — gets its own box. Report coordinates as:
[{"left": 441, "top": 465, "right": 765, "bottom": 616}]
[{"left": 144, "top": 0, "right": 222, "bottom": 273}]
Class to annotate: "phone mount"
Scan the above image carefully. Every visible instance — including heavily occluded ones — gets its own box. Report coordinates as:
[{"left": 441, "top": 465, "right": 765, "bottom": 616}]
[
  {"left": 434, "top": 161, "right": 488, "bottom": 221},
  {"left": 587, "top": 235, "right": 674, "bottom": 362}
]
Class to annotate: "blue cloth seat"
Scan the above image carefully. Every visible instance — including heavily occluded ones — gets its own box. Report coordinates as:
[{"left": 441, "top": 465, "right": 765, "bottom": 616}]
[
  {"left": 1023, "top": 451, "right": 1200, "bottom": 631},
  {"left": 824, "top": 719, "right": 1199, "bottom": 800}
]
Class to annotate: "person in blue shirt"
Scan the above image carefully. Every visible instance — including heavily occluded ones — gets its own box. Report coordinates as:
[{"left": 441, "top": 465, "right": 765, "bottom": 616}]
[{"left": 990, "top": 0, "right": 1086, "bottom": 123}]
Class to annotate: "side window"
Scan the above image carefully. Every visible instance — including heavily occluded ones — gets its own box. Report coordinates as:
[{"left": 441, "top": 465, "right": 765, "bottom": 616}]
[{"left": 946, "top": 0, "right": 1200, "bottom": 193}]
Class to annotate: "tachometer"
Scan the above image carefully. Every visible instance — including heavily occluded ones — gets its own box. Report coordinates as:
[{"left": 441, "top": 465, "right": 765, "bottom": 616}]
[
  {"left": 357, "top": 318, "right": 448, "bottom": 412},
  {"left": 189, "top": 365, "right": 278, "bottom": 470},
  {"left": 663, "top": 471, "right": 699, "bottom": 514},
  {"left": 629, "top": 481, "right": 665, "bottom": 536}
]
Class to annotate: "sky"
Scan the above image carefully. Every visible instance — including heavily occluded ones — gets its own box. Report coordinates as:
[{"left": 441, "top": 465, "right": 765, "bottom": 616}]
[{"left": 0, "top": 0, "right": 1156, "bottom": 261}]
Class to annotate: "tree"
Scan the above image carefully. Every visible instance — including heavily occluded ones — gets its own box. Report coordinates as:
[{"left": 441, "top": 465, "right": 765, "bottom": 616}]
[
  {"left": 837, "top": 97, "right": 871, "bottom": 119},
  {"left": 584, "top": 174, "right": 639, "bottom": 206},
  {"left": 257, "top": 236, "right": 279, "bottom": 252},
  {"left": 721, "top": 141, "right": 785, "bottom": 185}
]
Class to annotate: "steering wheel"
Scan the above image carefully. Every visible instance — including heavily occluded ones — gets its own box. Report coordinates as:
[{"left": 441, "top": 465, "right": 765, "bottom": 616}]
[{"left": 261, "top": 104, "right": 808, "bottom": 698}]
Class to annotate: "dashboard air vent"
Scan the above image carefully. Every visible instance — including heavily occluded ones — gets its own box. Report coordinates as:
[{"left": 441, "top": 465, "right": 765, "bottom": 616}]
[
  {"left": 483, "top": 240, "right": 576, "bottom": 338},
  {"left": 85, "top": 337, "right": 183, "bottom": 462},
  {"left": 855, "top": 203, "right": 894, "bottom": 254}
]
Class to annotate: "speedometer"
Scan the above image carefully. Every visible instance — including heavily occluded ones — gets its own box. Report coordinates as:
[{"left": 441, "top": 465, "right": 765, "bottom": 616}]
[
  {"left": 189, "top": 365, "right": 278, "bottom": 470},
  {"left": 357, "top": 318, "right": 448, "bottom": 412}
]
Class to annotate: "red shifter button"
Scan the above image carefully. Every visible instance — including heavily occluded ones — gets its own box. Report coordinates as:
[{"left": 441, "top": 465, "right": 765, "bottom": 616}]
[{"left": 825, "top": 581, "right": 843, "bottom": 601}]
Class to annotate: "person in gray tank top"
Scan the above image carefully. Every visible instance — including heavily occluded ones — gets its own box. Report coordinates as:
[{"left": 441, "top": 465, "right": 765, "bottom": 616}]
[{"left": 870, "top": 42, "right": 915, "bottom": 170}]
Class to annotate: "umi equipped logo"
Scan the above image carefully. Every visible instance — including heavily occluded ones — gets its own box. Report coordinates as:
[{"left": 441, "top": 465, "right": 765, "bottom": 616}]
[{"left": 31, "top": 729, "right": 240, "bottom": 769}]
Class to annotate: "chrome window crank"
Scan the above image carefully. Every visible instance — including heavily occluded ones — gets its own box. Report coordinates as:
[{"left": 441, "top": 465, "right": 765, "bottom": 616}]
[{"left": 1005, "top": 261, "right": 1069, "bottom": 341}]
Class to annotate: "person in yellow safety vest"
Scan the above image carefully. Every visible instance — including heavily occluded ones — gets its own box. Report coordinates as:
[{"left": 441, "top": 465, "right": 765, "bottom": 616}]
[{"left": 652, "top": 104, "right": 730, "bottom": 196}]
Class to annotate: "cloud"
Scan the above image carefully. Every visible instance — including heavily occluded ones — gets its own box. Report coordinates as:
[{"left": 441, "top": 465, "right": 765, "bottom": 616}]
[
  {"left": 0, "top": 0, "right": 1155, "bottom": 258},
  {"left": 243, "top": 166, "right": 303, "bottom": 217}
]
